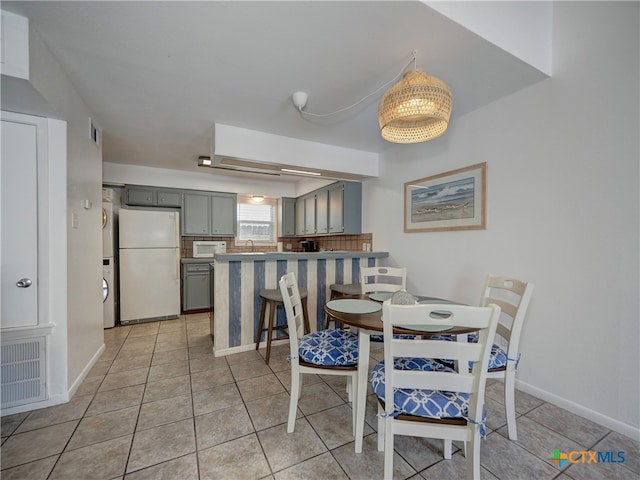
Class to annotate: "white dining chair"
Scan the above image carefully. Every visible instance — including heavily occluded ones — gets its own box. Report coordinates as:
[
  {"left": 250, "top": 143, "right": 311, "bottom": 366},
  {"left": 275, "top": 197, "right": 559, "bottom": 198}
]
[
  {"left": 371, "top": 301, "right": 500, "bottom": 480},
  {"left": 360, "top": 266, "right": 407, "bottom": 295},
  {"left": 436, "top": 275, "right": 534, "bottom": 443},
  {"left": 279, "top": 272, "right": 359, "bottom": 433},
  {"left": 479, "top": 275, "right": 534, "bottom": 441}
]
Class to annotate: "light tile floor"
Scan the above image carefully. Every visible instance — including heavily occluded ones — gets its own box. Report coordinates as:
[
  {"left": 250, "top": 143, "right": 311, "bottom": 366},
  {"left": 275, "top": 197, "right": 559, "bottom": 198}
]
[{"left": 1, "top": 313, "right": 638, "bottom": 479}]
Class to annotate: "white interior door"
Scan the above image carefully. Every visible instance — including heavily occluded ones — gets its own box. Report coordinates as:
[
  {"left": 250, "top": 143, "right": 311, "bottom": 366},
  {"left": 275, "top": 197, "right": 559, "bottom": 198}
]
[{"left": 1, "top": 118, "right": 39, "bottom": 328}]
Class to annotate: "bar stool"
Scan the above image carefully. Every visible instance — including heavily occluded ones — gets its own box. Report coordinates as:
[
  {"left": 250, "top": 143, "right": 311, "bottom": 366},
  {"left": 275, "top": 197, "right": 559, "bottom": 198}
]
[
  {"left": 255, "top": 286, "right": 310, "bottom": 364},
  {"left": 329, "top": 283, "right": 362, "bottom": 300}
]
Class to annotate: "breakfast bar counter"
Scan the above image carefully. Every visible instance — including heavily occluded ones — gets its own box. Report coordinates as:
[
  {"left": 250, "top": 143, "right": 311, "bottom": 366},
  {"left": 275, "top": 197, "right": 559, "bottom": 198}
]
[{"left": 211, "top": 251, "right": 389, "bottom": 356}]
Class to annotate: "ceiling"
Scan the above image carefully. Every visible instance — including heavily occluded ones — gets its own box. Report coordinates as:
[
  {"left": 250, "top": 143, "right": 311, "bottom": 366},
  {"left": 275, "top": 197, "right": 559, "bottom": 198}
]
[{"left": 2, "top": 1, "right": 548, "bottom": 183}]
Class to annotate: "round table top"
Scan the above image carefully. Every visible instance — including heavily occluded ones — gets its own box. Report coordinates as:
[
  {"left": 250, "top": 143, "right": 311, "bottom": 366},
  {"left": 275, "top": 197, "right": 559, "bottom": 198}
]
[{"left": 323, "top": 295, "right": 475, "bottom": 335}]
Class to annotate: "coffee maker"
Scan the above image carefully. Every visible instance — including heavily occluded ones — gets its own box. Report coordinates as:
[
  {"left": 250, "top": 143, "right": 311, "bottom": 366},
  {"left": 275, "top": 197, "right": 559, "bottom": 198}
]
[{"left": 299, "top": 240, "right": 319, "bottom": 252}]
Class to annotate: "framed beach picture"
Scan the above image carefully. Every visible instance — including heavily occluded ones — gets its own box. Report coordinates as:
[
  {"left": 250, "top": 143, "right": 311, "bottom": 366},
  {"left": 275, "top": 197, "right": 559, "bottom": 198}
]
[{"left": 404, "top": 162, "right": 487, "bottom": 233}]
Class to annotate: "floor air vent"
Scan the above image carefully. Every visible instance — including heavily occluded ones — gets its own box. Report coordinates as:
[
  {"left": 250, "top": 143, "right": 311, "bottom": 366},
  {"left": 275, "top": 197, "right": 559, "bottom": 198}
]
[{"left": 1, "top": 338, "right": 46, "bottom": 408}]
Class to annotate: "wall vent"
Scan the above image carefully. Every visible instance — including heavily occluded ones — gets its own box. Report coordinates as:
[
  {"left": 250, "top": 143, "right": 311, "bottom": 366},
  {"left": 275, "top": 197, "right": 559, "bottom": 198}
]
[{"left": 1, "top": 338, "right": 46, "bottom": 408}]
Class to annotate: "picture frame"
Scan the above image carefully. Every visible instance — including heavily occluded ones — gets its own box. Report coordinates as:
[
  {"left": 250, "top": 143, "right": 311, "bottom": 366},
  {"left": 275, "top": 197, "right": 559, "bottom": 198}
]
[{"left": 404, "top": 162, "right": 487, "bottom": 233}]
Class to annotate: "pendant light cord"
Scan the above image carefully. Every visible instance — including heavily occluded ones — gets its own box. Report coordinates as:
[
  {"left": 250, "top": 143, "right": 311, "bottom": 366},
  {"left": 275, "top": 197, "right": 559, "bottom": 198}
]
[{"left": 297, "top": 52, "right": 417, "bottom": 117}]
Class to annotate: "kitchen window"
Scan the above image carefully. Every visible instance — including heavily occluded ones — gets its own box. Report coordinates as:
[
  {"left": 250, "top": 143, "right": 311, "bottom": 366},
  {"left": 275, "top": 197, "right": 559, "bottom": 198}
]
[{"left": 236, "top": 195, "right": 277, "bottom": 245}]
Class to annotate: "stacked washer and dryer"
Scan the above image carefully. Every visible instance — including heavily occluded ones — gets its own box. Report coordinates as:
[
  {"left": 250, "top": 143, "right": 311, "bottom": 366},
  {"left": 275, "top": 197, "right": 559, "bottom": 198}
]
[{"left": 102, "top": 188, "right": 118, "bottom": 328}]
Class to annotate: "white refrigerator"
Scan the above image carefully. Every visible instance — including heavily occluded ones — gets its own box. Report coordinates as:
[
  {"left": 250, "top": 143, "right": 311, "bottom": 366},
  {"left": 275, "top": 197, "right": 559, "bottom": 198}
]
[{"left": 119, "top": 209, "right": 181, "bottom": 324}]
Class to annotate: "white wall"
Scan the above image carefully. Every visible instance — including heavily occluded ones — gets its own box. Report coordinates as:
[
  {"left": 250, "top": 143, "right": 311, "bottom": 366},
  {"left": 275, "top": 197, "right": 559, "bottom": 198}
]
[
  {"left": 28, "top": 27, "right": 105, "bottom": 392},
  {"left": 363, "top": 2, "right": 639, "bottom": 438}
]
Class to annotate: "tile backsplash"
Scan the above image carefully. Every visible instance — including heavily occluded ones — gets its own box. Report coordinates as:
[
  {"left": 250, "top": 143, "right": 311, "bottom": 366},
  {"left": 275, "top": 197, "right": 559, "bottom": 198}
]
[{"left": 181, "top": 233, "right": 373, "bottom": 258}]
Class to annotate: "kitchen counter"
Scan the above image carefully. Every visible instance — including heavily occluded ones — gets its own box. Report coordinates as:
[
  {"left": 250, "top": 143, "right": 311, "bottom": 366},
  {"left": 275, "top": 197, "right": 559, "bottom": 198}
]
[
  {"left": 181, "top": 258, "right": 215, "bottom": 264},
  {"left": 211, "top": 251, "right": 389, "bottom": 357},
  {"left": 215, "top": 251, "right": 388, "bottom": 261}
]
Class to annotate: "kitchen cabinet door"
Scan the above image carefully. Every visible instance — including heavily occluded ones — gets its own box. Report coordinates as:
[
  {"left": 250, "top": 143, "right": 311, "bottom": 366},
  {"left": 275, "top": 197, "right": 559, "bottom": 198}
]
[
  {"left": 157, "top": 189, "right": 182, "bottom": 207},
  {"left": 210, "top": 193, "right": 237, "bottom": 236},
  {"left": 295, "top": 197, "right": 305, "bottom": 235},
  {"left": 182, "top": 193, "right": 210, "bottom": 235},
  {"left": 125, "top": 186, "right": 156, "bottom": 206},
  {"left": 278, "top": 197, "right": 296, "bottom": 236},
  {"left": 183, "top": 263, "right": 211, "bottom": 311},
  {"left": 316, "top": 189, "right": 329, "bottom": 234},
  {"left": 328, "top": 183, "right": 345, "bottom": 234},
  {"left": 304, "top": 195, "right": 316, "bottom": 235}
]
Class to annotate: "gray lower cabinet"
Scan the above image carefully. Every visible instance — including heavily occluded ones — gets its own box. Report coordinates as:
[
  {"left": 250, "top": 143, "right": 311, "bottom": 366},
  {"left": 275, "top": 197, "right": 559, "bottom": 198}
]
[
  {"left": 182, "top": 191, "right": 237, "bottom": 236},
  {"left": 183, "top": 263, "right": 211, "bottom": 311}
]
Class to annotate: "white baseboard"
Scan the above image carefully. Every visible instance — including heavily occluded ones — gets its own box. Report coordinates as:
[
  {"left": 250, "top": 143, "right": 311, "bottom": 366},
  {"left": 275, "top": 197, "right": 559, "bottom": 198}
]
[
  {"left": 516, "top": 379, "right": 640, "bottom": 441},
  {"left": 67, "top": 343, "right": 106, "bottom": 399},
  {"left": 0, "top": 392, "right": 69, "bottom": 416}
]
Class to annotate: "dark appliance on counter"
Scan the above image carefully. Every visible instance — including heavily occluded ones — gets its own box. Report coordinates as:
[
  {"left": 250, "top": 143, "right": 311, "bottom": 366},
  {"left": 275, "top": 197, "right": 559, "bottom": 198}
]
[{"left": 299, "top": 240, "right": 319, "bottom": 252}]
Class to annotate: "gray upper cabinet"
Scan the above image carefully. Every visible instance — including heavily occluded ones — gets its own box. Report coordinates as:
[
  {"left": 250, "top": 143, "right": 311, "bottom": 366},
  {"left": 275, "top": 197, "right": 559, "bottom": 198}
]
[
  {"left": 183, "top": 192, "right": 210, "bottom": 235},
  {"left": 330, "top": 181, "right": 362, "bottom": 234},
  {"left": 291, "top": 181, "right": 362, "bottom": 236},
  {"left": 315, "top": 189, "right": 329, "bottom": 235},
  {"left": 295, "top": 197, "right": 305, "bottom": 236},
  {"left": 124, "top": 185, "right": 182, "bottom": 207},
  {"left": 328, "top": 183, "right": 345, "bottom": 234},
  {"left": 182, "top": 191, "right": 237, "bottom": 236},
  {"left": 125, "top": 185, "right": 156, "bottom": 206},
  {"left": 278, "top": 197, "right": 296, "bottom": 236},
  {"left": 210, "top": 193, "right": 236, "bottom": 235},
  {"left": 303, "top": 195, "right": 316, "bottom": 235},
  {"left": 156, "top": 188, "right": 182, "bottom": 207}
]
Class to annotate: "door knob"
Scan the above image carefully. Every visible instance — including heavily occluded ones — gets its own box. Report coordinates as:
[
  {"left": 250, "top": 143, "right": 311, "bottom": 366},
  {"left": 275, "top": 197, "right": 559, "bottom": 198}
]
[{"left": 16, "top": 278, "right": 32, "bottom": 288}]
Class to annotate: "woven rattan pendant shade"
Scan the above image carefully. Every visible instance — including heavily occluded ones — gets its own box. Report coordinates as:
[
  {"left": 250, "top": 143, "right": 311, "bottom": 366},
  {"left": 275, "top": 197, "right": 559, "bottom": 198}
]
[{"left": 378, "top": 69, "right": 452, "bottom": 143}]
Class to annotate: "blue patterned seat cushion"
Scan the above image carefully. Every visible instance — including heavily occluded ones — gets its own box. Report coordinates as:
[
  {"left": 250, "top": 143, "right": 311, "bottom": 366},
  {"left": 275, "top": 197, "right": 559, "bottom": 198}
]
[
  {"left": 298, "top": 329, "right": 359, "bottom": 366},
  {"left": 370, "top": 358, "right": 472, "bottom": 419},
  {"left": 432, "top": 333, "right": 508, "bottom": 370}
]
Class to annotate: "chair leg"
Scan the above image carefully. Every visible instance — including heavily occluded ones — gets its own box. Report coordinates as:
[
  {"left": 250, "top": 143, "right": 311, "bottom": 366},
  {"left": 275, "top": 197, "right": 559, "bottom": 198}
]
[
  {"left": 504, "top": 370, "right": 518, "bottom": 441},
  {"left": 301, "top": 297, "right": 311, "bottom": 334},
  {"left": 288, "top": 370, "right": 300, "bottom": 433},
  {"left": 444, "top": 439, "right": 453, "bottom": 459},
  {"left": 265, "top": 301, "right": 275, "bottom": 364},
  {"left": 350, "top": 375, "right": 357, "bottom": 436},
  {"left": 377, "top": 404, "right": 384, "bottom": 451},
  {"left": 255, "top": 299, "right": 267, "bottom": 351},
  {"left": 467, "top": 432, "right": 481, "bottom": 480},
  {"left": 383, "top": 417, "right": 394, "bottom": 480}
]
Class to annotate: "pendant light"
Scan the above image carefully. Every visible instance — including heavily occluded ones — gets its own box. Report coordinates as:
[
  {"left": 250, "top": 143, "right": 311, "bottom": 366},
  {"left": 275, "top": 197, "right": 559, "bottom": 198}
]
[{"left": 378, "top": 51, "right": 452, "bottom": 143}]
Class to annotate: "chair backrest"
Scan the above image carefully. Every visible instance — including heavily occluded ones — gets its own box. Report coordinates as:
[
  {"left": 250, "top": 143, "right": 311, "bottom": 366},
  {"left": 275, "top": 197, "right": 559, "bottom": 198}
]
[
  {"left": 381, "top": 301, "right": 500, "bottom": 425},
  {"left": 279, "top": 272, "right": 306, "bottom": 359},
  {"left": 480, "top": 276, "right": 534, "bottom": 363},
  {"left": 360, "top": 266, "right": 407, "bottom": 294}
]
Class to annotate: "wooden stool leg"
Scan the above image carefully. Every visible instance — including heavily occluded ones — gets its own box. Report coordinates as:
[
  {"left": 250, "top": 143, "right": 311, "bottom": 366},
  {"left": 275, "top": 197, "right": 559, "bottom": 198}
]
[
  {"left": 256, "top": 298, "right": 267, "bottom": 351},
  {"left": 302, "top": 298, "right": 311, "bottom": 334},
  {"left": 265, "top": 300, "right": 276, "bottom": 364}
]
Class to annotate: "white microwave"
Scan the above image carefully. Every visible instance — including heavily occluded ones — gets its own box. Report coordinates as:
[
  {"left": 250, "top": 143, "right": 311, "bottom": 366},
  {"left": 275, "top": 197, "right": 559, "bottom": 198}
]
[{"left": 193, "top": 241, "right": 227, "bottom": 258}]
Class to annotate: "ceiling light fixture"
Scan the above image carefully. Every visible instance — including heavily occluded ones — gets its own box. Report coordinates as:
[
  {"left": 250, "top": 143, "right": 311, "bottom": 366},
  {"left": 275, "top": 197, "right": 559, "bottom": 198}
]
[
  {"left": 292, "top": 50, "right": 451, "bottom": 144},
  {"left": 280, "top": 168, "right": 321, "bottom": 176},
  {"left": 378, "top": 50, "right": 452, "bottom": 143},
  {"left": 251, "top": 195, "right": 265, "bottom": 203}
]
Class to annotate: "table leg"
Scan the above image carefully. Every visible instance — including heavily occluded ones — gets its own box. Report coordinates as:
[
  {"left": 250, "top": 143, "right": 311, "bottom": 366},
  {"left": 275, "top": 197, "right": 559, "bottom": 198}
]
[{"left": 355, "top": 329, "right": 370, "bottom": 453}]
